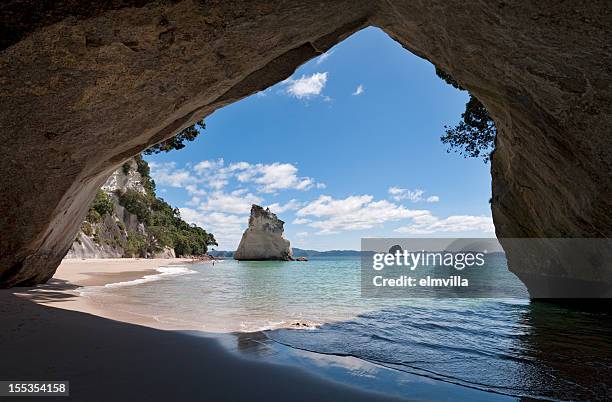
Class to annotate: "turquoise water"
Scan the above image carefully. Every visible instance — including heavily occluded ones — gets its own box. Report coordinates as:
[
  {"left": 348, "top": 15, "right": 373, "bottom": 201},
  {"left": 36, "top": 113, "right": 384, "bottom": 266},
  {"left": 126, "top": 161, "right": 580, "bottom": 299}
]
[{"left": 81, "top": 257, "right": 611, "bottom": 401}]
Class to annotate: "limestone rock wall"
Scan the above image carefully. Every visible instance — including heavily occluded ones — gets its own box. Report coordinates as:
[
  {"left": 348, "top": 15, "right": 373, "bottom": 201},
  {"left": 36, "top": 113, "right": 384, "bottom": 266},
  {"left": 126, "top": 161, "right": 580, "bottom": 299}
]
[
  {"left": 102, "top": 159, "right": 148, "bottom": 196},
  {"left": 234, "top": 205, "right": 292, "bottom": 261},
  {"left": 65, "top": 158, "right": 147, "bottom": 259}
]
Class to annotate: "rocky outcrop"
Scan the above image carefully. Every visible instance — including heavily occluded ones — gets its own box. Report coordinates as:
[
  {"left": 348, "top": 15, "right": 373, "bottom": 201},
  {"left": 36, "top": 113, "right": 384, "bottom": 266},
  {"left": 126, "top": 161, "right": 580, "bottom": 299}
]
[
  {"left": 0, "top": 1, "right": 610, "bottom": 294},
  {"left": 65, "top": 156, "right": 212, "bottom": 260},
  {"left": 234, "top": 205, "right": 292, "bottom": 261},
  {"left": 101, "top": 159, "right": 148, "bottom": 196},
  {"left": 66, "top": 158, "right": 147, "bottom": 259}
]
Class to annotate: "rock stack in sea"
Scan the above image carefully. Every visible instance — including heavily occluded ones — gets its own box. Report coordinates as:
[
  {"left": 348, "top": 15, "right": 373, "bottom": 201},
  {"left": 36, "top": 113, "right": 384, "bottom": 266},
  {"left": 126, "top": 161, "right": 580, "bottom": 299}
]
[{"left": 234, "top": 205, "right": 292, "bottom": 261}]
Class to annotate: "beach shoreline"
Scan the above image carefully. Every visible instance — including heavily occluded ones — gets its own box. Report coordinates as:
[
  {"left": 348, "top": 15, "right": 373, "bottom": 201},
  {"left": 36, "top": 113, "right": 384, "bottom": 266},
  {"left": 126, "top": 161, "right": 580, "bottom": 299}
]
[
  {"left": 15, "top": 258, "right": 200, "bottom": 329},
  {"left": 0, "top": 258, "right": 411, "bottom": 401},
  {"left": 3, "top": 258, "right": 592, "bottom": 401},
  {"left": 54, "top": 257, "right": 195, "bottom": 287}
]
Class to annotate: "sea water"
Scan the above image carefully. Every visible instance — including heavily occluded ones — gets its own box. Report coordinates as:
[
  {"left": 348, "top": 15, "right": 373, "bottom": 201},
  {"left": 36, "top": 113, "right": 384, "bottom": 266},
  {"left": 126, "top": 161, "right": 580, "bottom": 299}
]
[{"left": 79, "top": 257, "right": 611, "bottom": 401}]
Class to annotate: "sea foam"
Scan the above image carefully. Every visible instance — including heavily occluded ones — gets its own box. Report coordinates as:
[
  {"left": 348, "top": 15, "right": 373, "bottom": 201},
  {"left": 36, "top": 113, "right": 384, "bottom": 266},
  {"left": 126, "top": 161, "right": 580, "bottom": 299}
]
[
  {"left": 78, "top": 266, "right": 197, "bottom": 295},
  {"left": 104, "top": 266, "right": 197, "bottom": 288}
]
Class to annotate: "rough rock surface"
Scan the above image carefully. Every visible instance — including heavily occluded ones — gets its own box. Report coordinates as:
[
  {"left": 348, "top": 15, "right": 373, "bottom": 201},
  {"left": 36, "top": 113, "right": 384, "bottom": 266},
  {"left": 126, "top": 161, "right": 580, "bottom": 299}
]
[
  {"left": 66, "top": 158, "right": 146, "bottom": 259},
  {"left": 234, "top": 205, "right": 292, "bottom": 261},
  {"left": 101, "top": 160, "right": 148, "bottom": 196},
  {"left": 0, "top": 1, "right": 610, "bottom": 295},
  {"left": 65, "top": 214, "right": 129, "bottom": 259}
]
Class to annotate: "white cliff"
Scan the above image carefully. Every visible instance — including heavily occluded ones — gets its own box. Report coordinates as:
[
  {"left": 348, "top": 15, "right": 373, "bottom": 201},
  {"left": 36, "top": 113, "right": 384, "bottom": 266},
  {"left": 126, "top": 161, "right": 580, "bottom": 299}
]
[{"left": 234, "top": 205, "right": 292, "bottom": 261}]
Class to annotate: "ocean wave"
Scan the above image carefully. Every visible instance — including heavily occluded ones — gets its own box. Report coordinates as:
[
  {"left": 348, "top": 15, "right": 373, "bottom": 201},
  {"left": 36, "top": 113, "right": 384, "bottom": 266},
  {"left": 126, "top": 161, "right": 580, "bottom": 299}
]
[
  {"left": 239, "top": 320, "right": 322, "bottom": 333},
  {"left": 105, "top": 266, "right": 197, "bottom": 288},
  {"left": 78, "top": 266, "right": 197, "bottom": 295}
]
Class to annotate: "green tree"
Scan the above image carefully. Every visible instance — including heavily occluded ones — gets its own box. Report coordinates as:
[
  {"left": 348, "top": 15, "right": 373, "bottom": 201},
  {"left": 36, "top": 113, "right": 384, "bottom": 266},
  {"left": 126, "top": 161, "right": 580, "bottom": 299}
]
[
  {"left": 90, "top": 190, "right": 114, "bottom": 217},
  {"left": 436, "top": 67, "right": 496, "bottom": 163},
  {"left": 116, "top": 189, "right": 151, "bottom": 223},
  {"left": 125, "top": 231, "right": 148, "bottom": 257},
  {"left": 134, "top": 154, "right": 156, "bottom": 195},
  {"left": 115, "top": 183, "right": 218, "bottom": 257},
  {"left": 143, "top": 120, "right": 205, "bottom": 155}
]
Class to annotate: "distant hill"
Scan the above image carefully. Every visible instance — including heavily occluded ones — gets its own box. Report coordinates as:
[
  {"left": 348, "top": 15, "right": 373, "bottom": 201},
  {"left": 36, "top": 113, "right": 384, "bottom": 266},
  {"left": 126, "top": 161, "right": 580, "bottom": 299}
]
[
  {"left": 209, "top": 248, "right": 362, "bottom": 258},
  {"left": 291, "top": 248, "right": 362, "bottom": 257},
  {"left": 208, "top": 250, "right": 235, "bottom": 258}
]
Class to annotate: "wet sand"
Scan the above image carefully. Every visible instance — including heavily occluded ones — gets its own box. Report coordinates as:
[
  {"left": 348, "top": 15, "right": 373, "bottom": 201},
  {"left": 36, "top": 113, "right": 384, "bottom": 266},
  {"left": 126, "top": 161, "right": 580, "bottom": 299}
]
[{"left": 0, "top": 259, "right": 408, "bottom": 401}]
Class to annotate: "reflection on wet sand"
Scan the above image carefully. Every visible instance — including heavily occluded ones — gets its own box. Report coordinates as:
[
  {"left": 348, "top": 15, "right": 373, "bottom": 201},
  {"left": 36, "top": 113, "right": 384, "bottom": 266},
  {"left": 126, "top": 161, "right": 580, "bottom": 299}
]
[
  {"left": 238, "top": 301, "right": 611, "bottom": 401},
  {"left": 516, "top": 301, "right": 612, "bottom": 400}
]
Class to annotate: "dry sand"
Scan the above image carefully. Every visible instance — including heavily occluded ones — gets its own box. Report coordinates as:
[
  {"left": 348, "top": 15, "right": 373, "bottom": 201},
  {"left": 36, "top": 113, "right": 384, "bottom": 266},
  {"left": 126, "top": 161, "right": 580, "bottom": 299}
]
[
  {"left": 0, "top": 258, "right": 407, "bottom": 401},
  {"left": 54, "top": 257, "right": 193, "bottom": 286},
  {"left": 12, "top": 258, "right": 197, "bottom": 328}
]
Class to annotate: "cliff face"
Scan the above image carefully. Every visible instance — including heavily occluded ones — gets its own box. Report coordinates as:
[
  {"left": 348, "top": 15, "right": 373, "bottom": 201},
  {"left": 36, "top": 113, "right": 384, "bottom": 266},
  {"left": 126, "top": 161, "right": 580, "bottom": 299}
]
[
  {"left": 234, "top": 205, "right": 292, "bottom": 261},
  {"left": 65, "top": 158, "right": 172, "bottom": 259},
  {"left": 64, "top": 154, "right": 216, "bottom": 260}
]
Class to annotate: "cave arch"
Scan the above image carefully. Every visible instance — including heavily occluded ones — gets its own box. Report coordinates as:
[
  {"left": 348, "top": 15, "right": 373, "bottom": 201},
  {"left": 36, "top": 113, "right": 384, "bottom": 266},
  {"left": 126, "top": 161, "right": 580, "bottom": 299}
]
[{"left": 0, "top": 1, "right": 610, "bottom": 296}]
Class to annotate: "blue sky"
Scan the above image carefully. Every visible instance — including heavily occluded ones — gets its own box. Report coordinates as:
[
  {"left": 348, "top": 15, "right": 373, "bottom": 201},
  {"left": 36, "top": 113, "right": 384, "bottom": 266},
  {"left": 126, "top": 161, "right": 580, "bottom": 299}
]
[{"left": 145, "top": 27, "right": 494, "bottom": 251}]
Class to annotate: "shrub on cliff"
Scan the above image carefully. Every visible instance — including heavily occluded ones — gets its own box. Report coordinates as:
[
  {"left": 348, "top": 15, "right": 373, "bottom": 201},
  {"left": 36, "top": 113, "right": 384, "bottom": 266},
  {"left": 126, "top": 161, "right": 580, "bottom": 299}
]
[
  {"left": 114, "top": 170, "right": 217, "bottom": 256},
  {"left": 91, "top": 189, "right": 114, "bottom": 217},
  {"left": 134, "top": 154, "right": 156, "bottom": 195},
  {"left": 117, "top": 189, "right": 151, "bottom": 223},
  {"left": 143, "top": 120, "right": 205, "bottom": 155},
  {"left": 81, "top": 149, "right": 216, "bottom": 257},
  {"left": 173, "top": 225, "right": 215, "bottom": 256},
  {"left": 436, "top": 67, "right": 496, "bottom": 162},
  {"left": 125, "top": 231, "right": 147, "bottom": 257}
]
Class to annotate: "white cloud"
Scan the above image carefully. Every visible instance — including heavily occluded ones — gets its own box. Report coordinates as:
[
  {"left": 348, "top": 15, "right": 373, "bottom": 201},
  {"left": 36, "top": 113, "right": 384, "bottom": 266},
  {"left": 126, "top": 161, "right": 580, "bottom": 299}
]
[
  {"left": 352, "top": 84, "right": 364, "bottom": 96},
  {"left": 226, "top": 161, "right": 251, "bottom": 172},
  {"left": 388, "top": 187, "right": 439, "bottom": 203},
  {"left": 292, "top": 217, "right": 312, "bottom": 225},
  {"left": 395, "top": 215, "right": 494, "bottom": 234},
  {"left": 148, "top": 158, "right": 324, "bottom": 245},
  {"left": 179, "top": 208, "right": 246, "bottom": 249},
  {"left": 149, "top": 162, "right": 198, "bottom": 188},
  {"left": 296, "top": 195, "right": 429, "bottom": 234},
  {"left": 194, "top": 158, "right": 224, "bottom": 174},
  {"left": 197, "top": 190, "right": 262, "bottom": 215},
  {"left": 256, "top": 88, "right": 272, "bottom": 97},
  {"left": 208, "top": 178, "right": 228, "bottom": 190},
  {"left": 185, "top": 185, "right": 206, "bottom": 196},
  {"left": 284, "top": 72, "right": 328, "bottom": 99},
  {"left": 388, "top": 187, "right": 404, "bottom": 196},
  {"left": 152, "top": 159, "right": 321, "bottom": 194},
  {"left": 296, "top": 232, "right": 309, "bottom": 237},
  {"left": 266, "top": 199, "right": 302, "bottom": 213},
  {"left": 151, "top": 160, "right": 232, "bottom": 193},
  {"left": 388, "top": 187, "right": 424, "bottom": 202},
  {"left": 232, "top": 162, "right": 321, "bottom": 193},
  {"left": 316, "top": 50, "right": 333, "bottom": 64},
  {"left": 185, "top": 196, "right": 201, "bottom": 206},
  {"left": 193, "top": 158, "right": 229, "bottom": 190}
]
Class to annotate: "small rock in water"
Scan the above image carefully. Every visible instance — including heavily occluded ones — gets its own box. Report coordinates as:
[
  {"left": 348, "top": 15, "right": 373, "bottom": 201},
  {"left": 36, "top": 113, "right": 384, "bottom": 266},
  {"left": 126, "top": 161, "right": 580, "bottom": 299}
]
[{"left": 289, "top": 321, "right": 319, "bottom": 329}]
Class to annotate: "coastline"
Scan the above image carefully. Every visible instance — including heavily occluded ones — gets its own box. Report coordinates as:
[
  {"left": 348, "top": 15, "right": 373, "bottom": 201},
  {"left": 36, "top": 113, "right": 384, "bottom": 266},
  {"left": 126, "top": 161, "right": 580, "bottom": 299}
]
[
  {"left": 0, "top": 258, "right": 410, "bottom": 401},
  {"left": 2, "top": 258, "right": 533, "bottom": 401},
  {"left": 21, "top": 258, "right": 199, "bottom": 329}
]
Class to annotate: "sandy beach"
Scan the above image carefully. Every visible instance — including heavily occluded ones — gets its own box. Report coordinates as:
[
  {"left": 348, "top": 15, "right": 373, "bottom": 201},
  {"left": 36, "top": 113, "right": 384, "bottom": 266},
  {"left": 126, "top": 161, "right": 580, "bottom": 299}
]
[
  {"left": 53, "top": 258, "right": 193, "bottom": 286},
  {"left": 0, "top": 258, "right": 407, "bottom": 401},
  {"left": 30, "top": 258, "right": 199, "bottom": 328}
]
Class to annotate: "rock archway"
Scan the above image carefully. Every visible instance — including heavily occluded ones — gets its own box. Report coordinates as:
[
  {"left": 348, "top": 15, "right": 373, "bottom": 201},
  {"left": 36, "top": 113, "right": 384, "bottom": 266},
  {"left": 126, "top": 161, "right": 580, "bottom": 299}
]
[{"left": 1, "top": 1, "right": 610, "bottom": 296}]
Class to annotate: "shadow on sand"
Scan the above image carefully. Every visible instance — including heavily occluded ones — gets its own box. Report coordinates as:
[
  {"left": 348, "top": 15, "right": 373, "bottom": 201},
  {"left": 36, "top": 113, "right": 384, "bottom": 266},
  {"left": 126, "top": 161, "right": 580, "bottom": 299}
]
[{"left": 0, "top": 288, "right": 406, "bottom": 402}]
